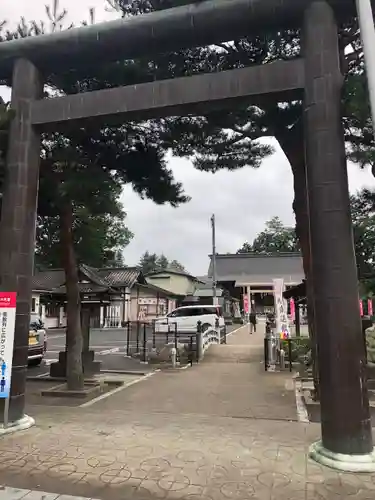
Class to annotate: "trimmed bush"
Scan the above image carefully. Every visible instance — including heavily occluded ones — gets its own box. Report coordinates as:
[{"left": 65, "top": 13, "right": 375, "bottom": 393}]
[
  {"left": 281, "top": 337, "right": 311, "bottom": 362},
  {"left": 366, "top": 325, "right": 375, "bottom": 365}
]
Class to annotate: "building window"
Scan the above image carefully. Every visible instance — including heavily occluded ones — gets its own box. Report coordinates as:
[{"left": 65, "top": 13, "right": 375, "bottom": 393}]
[
  {"left": 31, "top": 298, "right": 36, "bottom": 313},
  {"left": 158, "top": 304, "right": 166, "bottom": 316},
  {"left": 46, "top": 304, "right": 60, "bottom": 318}
]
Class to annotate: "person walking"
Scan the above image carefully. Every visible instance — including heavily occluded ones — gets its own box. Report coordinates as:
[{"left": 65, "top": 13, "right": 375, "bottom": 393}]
[{"left": 249, "top": 311, "right": 257, "bottom": 334}]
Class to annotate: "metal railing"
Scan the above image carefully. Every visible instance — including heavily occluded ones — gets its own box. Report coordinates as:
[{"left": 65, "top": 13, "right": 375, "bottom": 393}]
[
  {"left": 196, "top": 320, "right": 221, "bottom": 361},
  {"left": 121, "top": 319, "right": 225, "bottom": 365}
]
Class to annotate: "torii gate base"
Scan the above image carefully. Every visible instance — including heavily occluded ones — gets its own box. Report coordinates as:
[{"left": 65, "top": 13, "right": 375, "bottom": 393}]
[{"left": 0, "top": 0, "right": 374, "bottom": 470}]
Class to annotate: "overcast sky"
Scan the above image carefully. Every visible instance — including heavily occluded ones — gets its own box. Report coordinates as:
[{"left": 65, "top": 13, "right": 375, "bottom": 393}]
[{"left": 1, "top": 0, "right": 374, "bottom": 276}]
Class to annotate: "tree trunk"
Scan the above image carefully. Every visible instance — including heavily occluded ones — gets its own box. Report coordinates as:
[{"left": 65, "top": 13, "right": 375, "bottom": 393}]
[
  {"left": 60, "top": 200, "right": 84, "bottom": 391},
  {"left": 276, "top": 130, "right": 320, "bottom": 400}
]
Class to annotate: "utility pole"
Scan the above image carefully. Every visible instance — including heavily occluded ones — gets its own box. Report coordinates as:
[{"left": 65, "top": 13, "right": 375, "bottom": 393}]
[
  {"left": 356, "top": 0, "right": 375, "bottom": 142},
  {"left": 211, "top": 214, "right": 218, "bottom": 305}
]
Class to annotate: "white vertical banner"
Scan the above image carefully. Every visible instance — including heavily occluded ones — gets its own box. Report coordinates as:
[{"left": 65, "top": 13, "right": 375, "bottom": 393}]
[
  {"left": 273, "top": 279, "right": 290, "bottom": 339},
  {"left": 247, "top": 286, "right": 251, "bottom": 314},
  {"left": 0, "top": 292, "right": 17, "bottom": 399}
]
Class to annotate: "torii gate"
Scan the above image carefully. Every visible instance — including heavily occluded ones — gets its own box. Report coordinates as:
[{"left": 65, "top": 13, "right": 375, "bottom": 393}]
[{"left": 0, "top": 0, "right": 373, "bottom": 470}]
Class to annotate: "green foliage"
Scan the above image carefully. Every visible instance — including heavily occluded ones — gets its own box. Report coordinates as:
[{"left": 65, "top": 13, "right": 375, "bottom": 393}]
[
  {"left": 36, "top": 207, "right": 133, "bottom": 269},
  {"left": 107, "top": 1, "right": 374, "bottom": 182},
  {"left": 344, "top": 74, "right": 375, "bottom": 175},
  {"left": 238, "top": 192, "right": 375, "bottom": 294},
  {"left": 365, "top": 325, "right": 375, "bottom": 365},
  {"left": 0, "top": 99, "right": 14, "bottom": 218},
  {"left": 281, "top": 337, "right": 310, "bottom": 362},
  {"left": 0, "top": 98, "right": 13, "bottom": 184},
  {"left": 103, "top": 0, "right": 273, "bottom": 171},
  {"left": 0, "top": 1, "right": 193, "bottom": 276},
  {"left": 157, "top": 254, "right": 169, "bottom": 270},
  {"left": 350, "top": 189, "right": 375, "bottom": 294},
  {"left": 169, "top": 259, "right": 185, "bottom": 272},
  {"left": 2, "top": 0, "right": 374, "bottom": 274},
  {"left": 237, "top": 217, "right": 299, "bottom": 254},
  {"left": 139, "top": 252, "right": 159, "bottom": 274},
  {"left": 138, "top": 251, "right": 186, "bottom": 274}
]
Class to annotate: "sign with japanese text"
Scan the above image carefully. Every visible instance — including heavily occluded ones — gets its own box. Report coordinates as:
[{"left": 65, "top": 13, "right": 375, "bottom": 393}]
[
  {"left": 359, "top": 299, "right": 363, "bottom": 317},
  {"left": 368, "top": 299, "right": 373, "bottom": 317},
  {"left": 0, "top": 292, "right": 17, "bottom": 399},
  {"left": 273, "top": 279, "right": 290, "bottom": 339},
  {"left": 138, "top": 298, "right": 167, "bottom": 306}
]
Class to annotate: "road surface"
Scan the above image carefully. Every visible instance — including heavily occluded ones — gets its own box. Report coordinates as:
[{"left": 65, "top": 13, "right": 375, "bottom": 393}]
[{"left": 28, "top": 324, "right": 241, "bottom": 377}]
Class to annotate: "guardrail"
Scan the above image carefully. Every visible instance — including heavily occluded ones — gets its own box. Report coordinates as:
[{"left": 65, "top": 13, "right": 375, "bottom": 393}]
[
  {"left": 196, "top": 322, "right": 221, "bottom": 361},
  {"left": 121, "top": 319, "right": 225, "bottom": 365}
]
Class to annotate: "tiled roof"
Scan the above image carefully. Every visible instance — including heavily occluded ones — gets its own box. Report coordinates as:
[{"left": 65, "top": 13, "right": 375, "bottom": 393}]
[
  {"left": 145, "top": 268, "right": 203, "bottom": 282},
  {"left": 194, "top": 276, "right": 224, "bottom": 291},
  {"left": 208, "top": 253, "right": 304, "bottom": 285},
  {"left": 50, "top": 284, "right": 111, "bottom": 295},
  {"left": 96, "top": 267, "right": 144, "bottom": 288},
  {"left": 193, "top": 288, "right": 223, "bottom": 298},
  {"left": 32, "top": 269, "right": 65, "bottom": 291},
  {"left": 80, "top": 264, "right": 110, "bottom": 287},
  {"left": 32, "top": 265, "right": 145, "bottom": 293},
  {"left": 196, "top": 275, "right": 210, "bottom": 284}
]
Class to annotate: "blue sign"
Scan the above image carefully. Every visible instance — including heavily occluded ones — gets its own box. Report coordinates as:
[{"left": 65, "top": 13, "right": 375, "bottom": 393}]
[{"left": 0, "top": 360, "right": 7, "bottom": 397}]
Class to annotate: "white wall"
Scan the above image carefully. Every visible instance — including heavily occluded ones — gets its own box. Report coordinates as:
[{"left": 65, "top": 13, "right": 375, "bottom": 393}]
[{"left": 30, "top": 293, "right": 40, "bottom": 321}]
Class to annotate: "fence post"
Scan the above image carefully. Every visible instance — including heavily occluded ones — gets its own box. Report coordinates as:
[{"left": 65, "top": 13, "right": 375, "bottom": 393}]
[
  {"left": 264, "top": 337, "right": 268, "bottom": 371},
  {"left": 288, "top": 338, "right": 293, "bottom": 372},
  {"left": 126, "top": 320, "right": 130, "bottom": 357},
  {"left": 223, "top": 324, "right": 227, "bottom": 344},
  {"left": 215, "top": 317, "right": 220, "bottom": 344},
  {"left": 279, "top": 346, "right": 285, "bottom": 370},
  {"left": 142, "top": 322, "right": 147, "bottom": 363},
  {"left": 265, "top": 317, "right": 277, "bottom": 372},
  {"left": 171, "top": 346, "right": 177, "bottom": 367},
  {"left": 196, "top": 321, "right": 203, "bottom": 361},
  {"left": 152, "top": 320, "right": 156, "bottom": 349},
  {"left": 175, "top": 322, "right": 180, "bottom": 363},
  {"left": 136, "top": 321, "right": 140, "bottom": 353},
  {"left": 188, "top": 336, "right": 194, "bottom": 366}
]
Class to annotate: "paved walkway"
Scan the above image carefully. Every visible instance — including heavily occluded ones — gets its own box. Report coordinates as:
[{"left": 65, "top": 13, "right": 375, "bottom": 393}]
[
  {"left": 89, "top": 324, "right": 297, "bottom": 421},
  {"left": 0, "top": 487, "right": 100, "bottom": 500},
  {"left": 0, "top": 325, "right": 375, "bottom": 499}
]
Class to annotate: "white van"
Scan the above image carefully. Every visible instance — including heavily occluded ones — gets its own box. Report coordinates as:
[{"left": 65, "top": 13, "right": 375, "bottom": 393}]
[{"left": 154, "top": 305, "right": 225, "bottom": 333}]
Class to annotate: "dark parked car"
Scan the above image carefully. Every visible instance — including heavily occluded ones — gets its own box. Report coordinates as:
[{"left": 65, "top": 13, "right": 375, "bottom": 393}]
[{"left": 28, "top": 319, "right": 47, "bottom": 366}]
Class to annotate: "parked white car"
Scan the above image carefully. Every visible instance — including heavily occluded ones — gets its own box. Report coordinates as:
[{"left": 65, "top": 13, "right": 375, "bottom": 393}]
[
  {"left": 154, "top": 305, "right": 225, "bottom": 333},
  {"left": 28, "top": 319, "right": 47, "bottom": 366}
]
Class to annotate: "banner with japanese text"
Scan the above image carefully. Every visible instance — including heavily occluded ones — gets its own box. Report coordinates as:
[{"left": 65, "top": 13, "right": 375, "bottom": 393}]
[
  {"left": 0, "top": 292, "right": 17, "bottom": 399},
  {"left": 273, "top": 279, "right": 290, "bottom": 339}
]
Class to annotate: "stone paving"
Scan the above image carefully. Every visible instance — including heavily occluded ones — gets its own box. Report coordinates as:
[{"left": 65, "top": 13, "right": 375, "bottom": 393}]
[
  {"left": 0, "top": 486, "right": 99, "bottom": 500},
  {"left": 0, "top": 325, "right": 374, "bottom": 500},
  {"left": 89, "top": 326, "right": 297, "bottom": 421}
]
